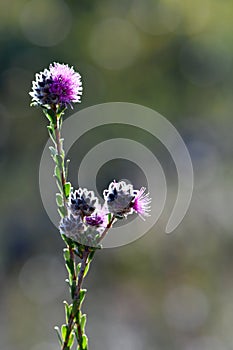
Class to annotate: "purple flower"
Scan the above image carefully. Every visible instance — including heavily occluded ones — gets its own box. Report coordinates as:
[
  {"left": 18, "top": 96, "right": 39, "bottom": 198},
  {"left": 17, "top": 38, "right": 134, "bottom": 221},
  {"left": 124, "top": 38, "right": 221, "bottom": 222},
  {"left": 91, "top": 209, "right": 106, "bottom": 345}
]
[
  {"left": 86, "top": 214, "right": 104, "bottom": 227},
  {"left": 49, "top": 63, "right": 82, "bottom": 106},
  {"left": 132, "top": 187, "right": 151, "bottom": 220},
  {"left": 85, "top": 209, "right": 108, "bottom": 228},
  {"left": 29, "top": 62, "right": 82, "bottom": 108}
]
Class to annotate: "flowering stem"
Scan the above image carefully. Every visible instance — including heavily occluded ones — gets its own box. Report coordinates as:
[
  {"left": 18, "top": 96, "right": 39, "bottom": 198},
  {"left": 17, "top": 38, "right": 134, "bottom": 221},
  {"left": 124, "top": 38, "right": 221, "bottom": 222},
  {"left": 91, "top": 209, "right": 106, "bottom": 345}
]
[{"left": 30, "top": 62, "right": 151, "bottom": 350}]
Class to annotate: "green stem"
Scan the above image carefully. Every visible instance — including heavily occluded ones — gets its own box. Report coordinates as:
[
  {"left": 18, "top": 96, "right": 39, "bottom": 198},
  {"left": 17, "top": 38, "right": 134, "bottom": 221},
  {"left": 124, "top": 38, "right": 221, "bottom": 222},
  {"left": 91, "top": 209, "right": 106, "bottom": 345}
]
[
  {"left": 69, "top": 245, "right": 77, "bottom": 287},
  {"left": 74, "top": 250, "right": 90, "bottom": 349},
  {"left": 62, "top": 250, "right": 90, "bottom": 350},
  {"left": 54, "top": 116, "right": 67, "bottom": 214},
  {"left": 98, "top": 215, "right": 116, "bottom": 243}
]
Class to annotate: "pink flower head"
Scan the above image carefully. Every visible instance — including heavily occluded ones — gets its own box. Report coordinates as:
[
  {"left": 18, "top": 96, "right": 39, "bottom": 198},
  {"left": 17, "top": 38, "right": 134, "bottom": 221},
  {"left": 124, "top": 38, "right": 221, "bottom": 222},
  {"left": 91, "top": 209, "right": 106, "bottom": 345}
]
[
  {"left": 49, "top": 63, "right": 82, "bottom": 106},
  {"left": 132, "top": 187, "right": 151, "bottom": 220},
  {"left": 30, "top": 62, "right": 82, "bottom": 108}
]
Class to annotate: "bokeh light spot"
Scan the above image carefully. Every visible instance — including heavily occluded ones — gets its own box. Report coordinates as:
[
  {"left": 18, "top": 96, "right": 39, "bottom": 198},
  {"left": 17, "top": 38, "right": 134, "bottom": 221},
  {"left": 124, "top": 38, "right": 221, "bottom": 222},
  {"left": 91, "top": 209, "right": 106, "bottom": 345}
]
[
  {"left": 177, "top": 0, "right": 211, "bottom": 35},
  {"left": 89, "top": 18, "right": 141, "bottom": 70},
  {"left": 130, "top": 0, "right": 181, "bottom": 35},
  {"left": 20, "top": 0, "right": 72, "bottom": 47}
]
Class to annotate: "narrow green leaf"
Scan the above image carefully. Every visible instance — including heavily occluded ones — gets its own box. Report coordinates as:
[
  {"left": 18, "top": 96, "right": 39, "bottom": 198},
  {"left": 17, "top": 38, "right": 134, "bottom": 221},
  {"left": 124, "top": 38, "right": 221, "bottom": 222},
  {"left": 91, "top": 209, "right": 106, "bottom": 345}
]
[
  {"left": 65, "top": 264, "right": 72, "bottom": 278},
  {"left": 74, "top": 323, "right": 79, "bottom": 341},
  {"left": 81, "top": 314, "right": 87, "bottom": 332},
  {"left": 57, "top": 105, "right": 67, "bottom": 119},
  {"left": 63, "top": 248, "right": 70, "bottom": 261},
  {"left": 82, "top": 334, "right": 88, "bottom": 349},
  {"left": 83, "top": 262, "right": 90, "bottom": 277},
  {"left": 62, "top": 235, "right": 74, "bottom": 246},
  {"left": 108, "top": 213, "right": 112, "bottom": 224},
  {"left": 88, "top": 250, "right": 96, "bottom": 262},
  {"left": 64, "top": 182, "right": 71, "bottom": 198},
  {"left": 54, "top": 176, "right": 63, "bottom": 193},
  {"left": 58, "top": 206, "right": 66, "bottom": 218},
  {"left": 54, "top": 165, "right": 61, "bottom": 181},
  {"left": 60, "top": 138, "right": 65, "bottom": 157},
  {"left": 54, "top": 326, "right": 62, "bottom": 346},
  {"left": 68, "top": 272, "right": 73, "bottom": 285},
  {"left": 43, "top": 108, "right": 56, "bottom": 124},
  {"left": 65, "top": 159, "right": 70, "bottom": 178},
  {"left": 61, "top": 324, "right": 68, "bottom": 341},
  {"left": 65, "top": 256, "right": 74, "bottom": 274},
  {"left": 63, "top": 301, "right": 73, "bottom": 323},
  {"left": 67, "top": 331, "right": 75, "bottom": 348},
  {"left": 49, "top": 146, "right": 57, "bottom": 158},
  {"left": 56, "top": 193, "right": 63, "bottom": 207},
  {"left": 79, "top": 289, "right": 86, "bottom": 305},
  {"left": 55, "top": 154, "right": 63, "bottom": 168},
  {"left": 47, "top": 125, "right": 56, "bottom": 144}
]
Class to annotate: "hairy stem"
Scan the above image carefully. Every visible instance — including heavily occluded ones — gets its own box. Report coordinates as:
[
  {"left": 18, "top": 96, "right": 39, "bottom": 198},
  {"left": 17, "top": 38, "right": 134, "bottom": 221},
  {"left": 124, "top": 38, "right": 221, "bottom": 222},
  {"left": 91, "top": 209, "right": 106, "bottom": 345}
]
[
  {"left": 69, "top": 245, "right": 77, "bottom": 285},
  {"left": 98, "top": 215, "right": 116, "bottom": 243},
  {"left": 74, "top": 250, "right": 89, "bottom": 349},
  {"left": 54, "top": 116, "right": 67, "bottom": 213},
  {"left": 62, "top": 250, "right": 90, "bottom": 350}
]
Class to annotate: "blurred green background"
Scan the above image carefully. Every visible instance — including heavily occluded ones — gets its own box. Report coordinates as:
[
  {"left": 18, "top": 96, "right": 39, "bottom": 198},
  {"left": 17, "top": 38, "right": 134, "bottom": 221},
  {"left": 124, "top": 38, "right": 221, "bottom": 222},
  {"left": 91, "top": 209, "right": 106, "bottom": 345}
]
[{"left": 1, "top": 0, "right": 233, "bottom": 349}]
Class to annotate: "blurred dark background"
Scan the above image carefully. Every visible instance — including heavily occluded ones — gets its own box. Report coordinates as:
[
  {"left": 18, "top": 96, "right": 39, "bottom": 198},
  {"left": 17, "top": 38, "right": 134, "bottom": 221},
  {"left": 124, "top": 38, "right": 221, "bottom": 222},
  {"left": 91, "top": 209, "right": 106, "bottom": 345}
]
[{"left": 1, "top": 0, "right": 233, "bottom": 349}]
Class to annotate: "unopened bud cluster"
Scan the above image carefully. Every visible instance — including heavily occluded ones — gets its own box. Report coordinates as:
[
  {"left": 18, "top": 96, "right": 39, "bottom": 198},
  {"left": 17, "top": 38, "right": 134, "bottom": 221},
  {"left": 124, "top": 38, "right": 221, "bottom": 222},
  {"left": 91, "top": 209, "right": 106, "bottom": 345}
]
[{"left": 60, "top": 180, "right": 151, "bottom": 247}]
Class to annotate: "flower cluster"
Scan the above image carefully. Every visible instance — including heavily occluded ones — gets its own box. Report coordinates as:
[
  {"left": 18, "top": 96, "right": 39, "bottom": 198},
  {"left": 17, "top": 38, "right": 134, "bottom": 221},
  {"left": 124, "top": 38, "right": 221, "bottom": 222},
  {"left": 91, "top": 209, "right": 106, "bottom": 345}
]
[
  {"left": 60, "top": 188, "right": 108, "bottom": 247},
  {"left": 29, "top": 62, "right": 82, "bottom": 109},
  {"left": 60, "top": 180, "right": 151, "bottom": 247}
]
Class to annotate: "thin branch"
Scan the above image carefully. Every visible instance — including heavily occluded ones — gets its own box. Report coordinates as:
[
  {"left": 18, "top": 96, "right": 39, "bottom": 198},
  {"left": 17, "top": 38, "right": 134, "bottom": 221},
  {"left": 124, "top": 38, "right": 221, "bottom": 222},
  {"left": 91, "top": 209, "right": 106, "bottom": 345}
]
[
  {"left": 98, "top": 215, "right": 116, "bottom": 243},
  {"left": 54, "top": 116, "right": 67, "bottom": 213},
  {"left": 62, "top": 250, "right": 90, "bottom": 350}
]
